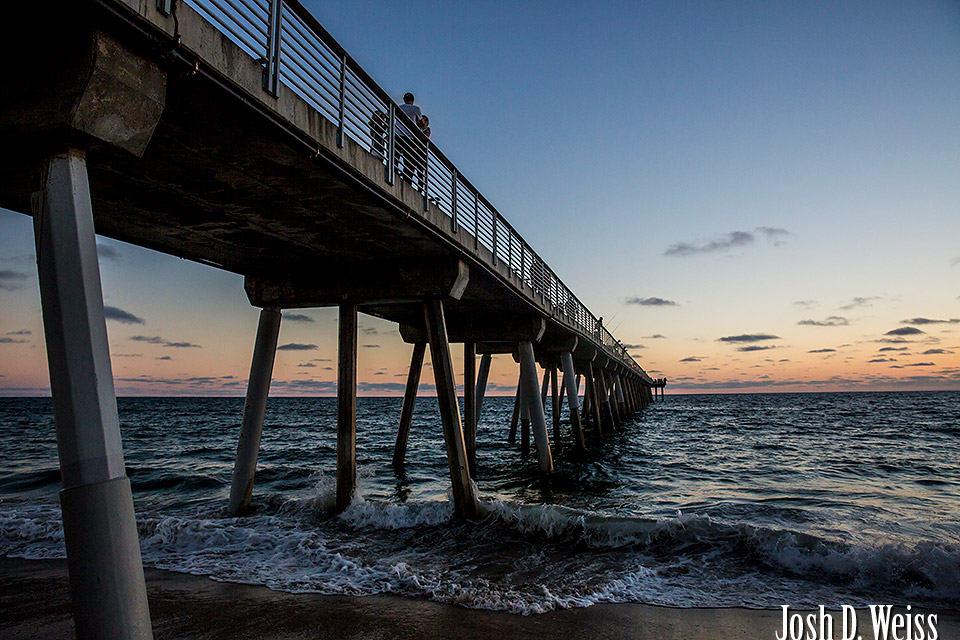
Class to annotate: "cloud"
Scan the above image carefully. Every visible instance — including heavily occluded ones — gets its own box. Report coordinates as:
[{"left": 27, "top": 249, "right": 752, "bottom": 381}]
[
  {"left": 839, "top": 296, "right": 880, "bottom": 310},
  {"left": 0, "top": 270, "right": 29, "bottom": 290},
  {"left": 131, "top": 335, "right": 202, "bottom": 348},
  {"left": 96, "top": 243, "right": 121, "bottom": 260},
  {"left": 808, "top": 348, "right": 836, "bottom": 353},
  {"left": 756, "top": 227, "right": 790, "bottom": 239},
  {"left": 644, "top": 334, "right": 666, "bottom": 339},
  {"left": 891, "top": 362, "right": 935, "bottom": 368},
  {"left": 664, "top": 227, "right": 789, "bottom": 257},
  {"left": 664, "top": 231, "right": 754, "bottom": 256},
  {"left": 793, "top": 300, "right": 817, "bottom": 308},
  {"left": 6, "top": 330, "right": 31, "bottom": 336},
  {"left": 952, "top": 257, "right": 960, "bottom": 267},
  {"left": 878, "top": 347, "right": 908, "bottom": 352},
  {"left": 284, "top": 313, "right": 314, "bottom": 323},
  {"left": 624, "top": 297, "right": 678, "bottom": 307},
  {"left": 298, "top": 362, "right": 317, "bottom": 367},
  {"left": 112, "top": 353, "right": 142, "bottom": 358},
  {"left": 0, "top": 337, "right": 28, "bottom": 344},
  {"left": 718, "top": 333, "right": 780, "bottom": 343},
  {"left": 361, "top": 327, "right": 379, "bottom": 335},
  {"left": 680, "top": 356, "right": 701, "bottom": 362},
  {"left": 922, "top": 349, "right": 953, "bottom": 355},
  {"left": 901, "top": 317, "right": 959, "bottom": 325},
  {"left": 885, "top": 327, "right": 925, "bottom": 336},
  {"left": 738, "top": 345, "right": 776, "bottom": 352},
  {"left": 868, "top": 358, "right": 895, "bottom": 363},
  {"left": 798, "top": 316, "right": 849, "bottom": 327},
  {"left": 104, "top": 306, "right": 146, "bottom": 325},
  {"left": 622, "top": 343, "right": 645, "bottom": 349},
  {"left": 362, "top": 344, "right": 381, "bottom": 348},
  {"left": 155, "top": 356, "right": 172, "bottom": 361},
  {"left": 277, "top": 343, "right": 319, "bottom": 351}
]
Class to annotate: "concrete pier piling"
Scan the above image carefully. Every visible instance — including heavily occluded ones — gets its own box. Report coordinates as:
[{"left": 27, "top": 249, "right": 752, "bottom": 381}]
[
  {"left": 560, "top": 352, "right": 587, "bottom": 450},
  {"left": 424, "top": 300, "right": 478, "bottom": 519},
  {"left": 393, "top": 341, "right": 426, "bottom": 468},
  {"left": 586, "top": 361, "right": 604, "bottom": 438},
  {"left": 475, "top": 353, "right": 491, "bottom": 424},
  {"left": 598, "top": 367, "right": 615, "bottom": 432},
  {"left": 464, "top": 342, "right": 478, "bottom": 474},
  {"left": 34, "top": 149, "right": 153, "bottom": 639},
  {"left": 519, "top": 342, "right": 554, "bottom": 473},
  {"left": 521, "top": 381, "right": 532, "bottom": 457},
  {"left": 509, "top": 374, "right": 521, "bottom": 444},
  {"left": 229, "top": 307, "right": 282, "bottom": 515},
  {"left": 550, "top": 366, "right": 562, "bottom": 449},
  {"left": 337, "top": 302, "right": 359, "bottom": 512},
  {"left": 614, "top": 373, "right": 627, "bottom": 418}
]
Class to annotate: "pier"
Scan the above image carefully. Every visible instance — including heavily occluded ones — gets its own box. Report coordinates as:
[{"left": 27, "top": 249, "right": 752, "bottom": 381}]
[{"left": 2, "top": 0, "right": 665, "bottom": 636}]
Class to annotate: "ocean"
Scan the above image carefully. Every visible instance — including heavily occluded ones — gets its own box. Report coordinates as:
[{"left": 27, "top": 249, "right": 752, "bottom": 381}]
[{"left": 0, "top": 391, "right": 957, "bottom": 614}]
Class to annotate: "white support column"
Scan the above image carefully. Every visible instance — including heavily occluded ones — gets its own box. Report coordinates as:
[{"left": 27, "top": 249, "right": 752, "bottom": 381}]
[
  {"left": 613, "top": 372, "right": 630, "bottom": 422},
  {"left": 475, "top": 353, "right": 491, "bottom": 424},
  {"left": 560, "top": 352, "right": 586, "bottom": 450},
  {"left": 614, "top": 373, "right": 626, "bottom": 417},
  {"left": 33, "top": 149, "right": 153, "bottom": 639},
  {"left": 518, "top": 342, "right": 553, "bottom": 473},
  {"left": 228, "top": 307, "right": 281, "bottom": 515}
]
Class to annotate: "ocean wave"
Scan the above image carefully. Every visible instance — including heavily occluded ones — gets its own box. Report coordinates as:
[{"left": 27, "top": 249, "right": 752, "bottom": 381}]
[{"left": 1, "top": 497, "right": 958, "bottom": 613}]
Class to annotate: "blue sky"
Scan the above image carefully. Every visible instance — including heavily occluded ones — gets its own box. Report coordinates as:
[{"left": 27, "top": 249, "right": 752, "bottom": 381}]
[{"left": 1, "top": 0, "right": 958, "bottom": 394}]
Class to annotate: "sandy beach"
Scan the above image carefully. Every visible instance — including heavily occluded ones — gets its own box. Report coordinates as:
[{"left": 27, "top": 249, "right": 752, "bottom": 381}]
[{"left": 1, "top": 557, "right": 956, "bottom": 640}]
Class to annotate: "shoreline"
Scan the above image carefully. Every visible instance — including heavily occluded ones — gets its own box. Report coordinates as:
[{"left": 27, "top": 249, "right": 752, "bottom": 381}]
[{"left": 2, "top": 557, "right": 958, "bottom": 640}]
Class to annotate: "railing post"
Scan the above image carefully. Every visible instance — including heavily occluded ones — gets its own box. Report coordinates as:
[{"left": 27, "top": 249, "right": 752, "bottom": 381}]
[
  {"left": 385, "top": 103, "right": 396, "bottom": 185},
  {"left": 473, "top": 191, "right": 479, "bottom": 250},
  {"left": 450, "top": 168, "right": 458, "bottom": 233},
  {"left": 337, "top": 53, "right": 346, "bottom": 148},
  {"left": 262, "top": 0, "right": 283, "bottom": 97},
  {"left": 423, "top": 140, "right": 430, "bottom": 210},
  {"left": 491, "top": 214, "right": 498, "bottom": 266}
]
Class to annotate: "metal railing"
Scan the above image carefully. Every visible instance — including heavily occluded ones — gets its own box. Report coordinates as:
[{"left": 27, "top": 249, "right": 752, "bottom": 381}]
[{"left": 181, "top": 0, "right": 647, "bottom": 379}]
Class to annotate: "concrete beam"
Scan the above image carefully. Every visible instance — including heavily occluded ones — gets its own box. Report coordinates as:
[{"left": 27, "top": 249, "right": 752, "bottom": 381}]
[
  {"left": 246, "top": 259, "right": 468, "bottom": 308},
  {"left": 535, "top": 335, "right": 578, "bottom": 355},
  {"left": 6, "top": 22, "right": 166, "bottom": 158},
  {"left": 400, "top": 314, "right": 545, "bottom": 345}
]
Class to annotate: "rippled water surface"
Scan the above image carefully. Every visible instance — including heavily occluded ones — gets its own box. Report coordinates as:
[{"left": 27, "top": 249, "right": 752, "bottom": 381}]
[{"left": 1, "top": 392, "right": 957, "bottom": 613}]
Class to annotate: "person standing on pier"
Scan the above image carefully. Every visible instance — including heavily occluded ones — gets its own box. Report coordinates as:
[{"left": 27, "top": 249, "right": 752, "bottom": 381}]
[{"left": 397, "top": 92, "right": 423, "bottom": 183}]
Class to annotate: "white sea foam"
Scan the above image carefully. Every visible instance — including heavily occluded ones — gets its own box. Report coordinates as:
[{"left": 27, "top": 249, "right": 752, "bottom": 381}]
[{"left": 1, "top": 497, "right": 958, "bottom": 614}]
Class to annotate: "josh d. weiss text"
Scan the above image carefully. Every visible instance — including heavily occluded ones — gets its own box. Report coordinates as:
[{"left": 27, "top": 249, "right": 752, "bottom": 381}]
[{"left": 776, "top": 605, "right": 939, "bottom": 640}]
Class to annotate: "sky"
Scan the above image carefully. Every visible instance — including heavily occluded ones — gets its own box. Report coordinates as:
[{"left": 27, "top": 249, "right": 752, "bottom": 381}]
[{"left": 1, "top": 0, "right": 959, "bottom": 395}]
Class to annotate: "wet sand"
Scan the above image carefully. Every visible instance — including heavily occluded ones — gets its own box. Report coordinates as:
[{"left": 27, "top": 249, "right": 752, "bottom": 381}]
[{"left": 2, "top": 557, "right": 957, "bottom": 639}]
